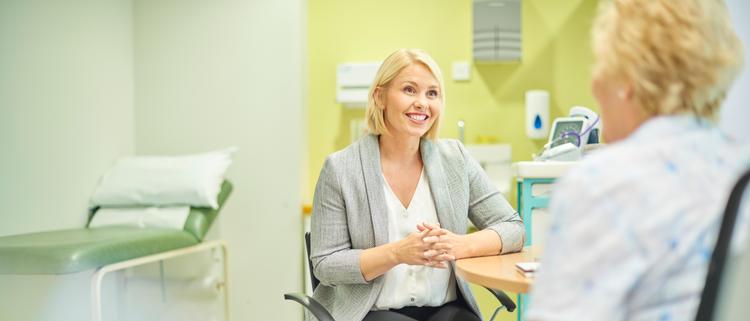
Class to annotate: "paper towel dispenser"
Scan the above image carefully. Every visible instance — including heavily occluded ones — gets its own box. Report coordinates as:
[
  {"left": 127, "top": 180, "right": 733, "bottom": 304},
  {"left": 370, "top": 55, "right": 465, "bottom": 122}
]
[
  {"left": 336, "top": 62, "right": 381, "bottom": 108},
  {"left": 473, "top": 0, "right": 522, "bottom": 62}
]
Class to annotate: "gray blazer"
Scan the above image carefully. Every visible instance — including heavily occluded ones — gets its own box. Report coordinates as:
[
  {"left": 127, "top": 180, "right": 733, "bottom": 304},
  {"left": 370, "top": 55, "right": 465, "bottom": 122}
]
[{"left": 309, "top": 134, "right": 524, "bottom": 321}]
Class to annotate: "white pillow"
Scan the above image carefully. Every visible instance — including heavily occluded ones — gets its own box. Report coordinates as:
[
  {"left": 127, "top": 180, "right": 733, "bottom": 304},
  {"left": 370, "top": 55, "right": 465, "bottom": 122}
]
[
  {"left": 90, "top": 147, "right": 236, "bottom": 209},
  {"left": 89, "top": 206, "right": 191, "bottom": 230}
]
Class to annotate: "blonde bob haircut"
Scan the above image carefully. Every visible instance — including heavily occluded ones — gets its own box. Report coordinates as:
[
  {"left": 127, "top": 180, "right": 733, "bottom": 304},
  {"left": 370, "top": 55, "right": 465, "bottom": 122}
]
[
  {"left": 592, "top": 0, "right": 744, "bottom": 118},
  {"left": 366, "top": 49, "right": 445, "bottom": 139}
]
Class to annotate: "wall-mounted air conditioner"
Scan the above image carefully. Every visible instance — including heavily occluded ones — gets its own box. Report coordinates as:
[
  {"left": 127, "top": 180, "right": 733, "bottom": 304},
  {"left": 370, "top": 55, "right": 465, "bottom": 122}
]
[{"left": 336, "top": 62, "right": 381, "bottom": 108}]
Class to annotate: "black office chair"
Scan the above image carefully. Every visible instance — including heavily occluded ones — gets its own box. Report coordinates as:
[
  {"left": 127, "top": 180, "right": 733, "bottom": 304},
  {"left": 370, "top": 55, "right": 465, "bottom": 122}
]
[
  {"left": 283, "top": 232, "right": 334, "bottom": 321},
  {"left": 694, "top": 168, "right": 750, "bottom": 321},
  {"left": 284, "top": 232, "right": 517, "bottom": 321}
]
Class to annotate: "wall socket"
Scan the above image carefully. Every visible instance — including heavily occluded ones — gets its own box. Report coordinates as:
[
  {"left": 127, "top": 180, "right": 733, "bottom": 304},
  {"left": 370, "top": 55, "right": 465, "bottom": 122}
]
[{"left": 452, "top": 61, "right": 471, "bottom": 81}]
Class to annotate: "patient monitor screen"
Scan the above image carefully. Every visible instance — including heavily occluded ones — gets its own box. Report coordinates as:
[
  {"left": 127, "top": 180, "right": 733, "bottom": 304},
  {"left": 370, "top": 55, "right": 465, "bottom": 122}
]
[{"left": 550, "top": 120, "right": 584, "bottom": 148}]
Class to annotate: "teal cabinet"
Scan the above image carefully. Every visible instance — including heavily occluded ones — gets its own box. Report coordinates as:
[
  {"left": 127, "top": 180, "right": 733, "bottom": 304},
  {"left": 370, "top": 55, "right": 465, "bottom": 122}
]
[{"left": 512, "top": 162, "right": 576, "bottom": 321}]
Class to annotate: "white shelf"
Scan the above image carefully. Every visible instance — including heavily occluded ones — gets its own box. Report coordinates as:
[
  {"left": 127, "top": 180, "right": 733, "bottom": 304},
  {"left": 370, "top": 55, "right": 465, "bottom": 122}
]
[{"left": 513, "top": 161, "right": 577, "bottom": 179}]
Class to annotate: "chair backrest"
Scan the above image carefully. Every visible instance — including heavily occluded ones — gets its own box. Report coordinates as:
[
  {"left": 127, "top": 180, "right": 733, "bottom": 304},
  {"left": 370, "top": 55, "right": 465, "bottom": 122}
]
[
  {"left": 712, "top": 234, "right": 750, "bottom": 321},
  {"left": 695, "top": 169, "right": 750, "bottom": 321},
  {"left": 305, "top": 231, "right": 320, "bottom": 291}
]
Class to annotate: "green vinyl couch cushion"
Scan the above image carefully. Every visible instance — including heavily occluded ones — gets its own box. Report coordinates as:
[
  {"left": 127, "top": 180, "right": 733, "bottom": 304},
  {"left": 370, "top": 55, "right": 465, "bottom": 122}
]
[
  {"left": 0, "top": 180, "right": 232, "bottom": 275},
  {"left": 183, "top": 180, "right": 233, "bottom": 241},
  {"left": 0, "top": 226, "right": 199, "bottom": 274}
]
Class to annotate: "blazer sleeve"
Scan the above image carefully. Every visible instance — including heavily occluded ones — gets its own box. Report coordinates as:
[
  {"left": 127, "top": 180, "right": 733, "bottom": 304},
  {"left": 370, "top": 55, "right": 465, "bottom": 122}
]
[
  {"left": 457, "top": 141, "right": 525, "bottom": 254},
  {"left": 309, "top": 157, "right": 370, "bottom": 286}
]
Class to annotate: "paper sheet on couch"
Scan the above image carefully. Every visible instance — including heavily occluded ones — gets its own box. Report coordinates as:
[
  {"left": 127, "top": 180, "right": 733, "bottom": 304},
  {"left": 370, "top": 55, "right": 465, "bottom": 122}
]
[{"left": 89, "top": 206, "right": 190, "bottom": 230}]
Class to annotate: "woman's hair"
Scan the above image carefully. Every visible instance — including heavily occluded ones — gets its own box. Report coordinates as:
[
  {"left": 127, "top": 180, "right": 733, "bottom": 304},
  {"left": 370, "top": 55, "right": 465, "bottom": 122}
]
[
  {"left": 592, "top": 0, "right": 744, "bottom": 118},
  {"left": 366, "top": 49, "right": 445, "bottom": 139}
]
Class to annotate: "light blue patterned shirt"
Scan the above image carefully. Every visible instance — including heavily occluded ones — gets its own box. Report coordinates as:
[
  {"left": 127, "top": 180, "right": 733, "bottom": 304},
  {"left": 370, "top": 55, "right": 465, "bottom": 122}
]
[{"left": 528, "top": 115, "right": 750, "bottom": 321}]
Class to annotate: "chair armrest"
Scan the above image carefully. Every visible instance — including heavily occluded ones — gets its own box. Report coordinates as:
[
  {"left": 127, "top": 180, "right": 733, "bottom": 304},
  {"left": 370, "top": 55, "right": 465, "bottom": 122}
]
[
  {"left": 483, "top": 286, "right": 516, "bottom": 312},
  {"left": 283, "top": 293, "right": 336, "bottom": 321}
]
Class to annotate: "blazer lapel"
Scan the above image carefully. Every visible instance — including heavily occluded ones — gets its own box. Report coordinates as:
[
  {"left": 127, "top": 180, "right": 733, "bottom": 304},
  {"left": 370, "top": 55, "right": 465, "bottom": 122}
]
[
  {"left": 421, "top": 138, "right": 458, "bottom": 233},
  {"left": 359, "top": 134, "right": 389, "bottom": 246}
]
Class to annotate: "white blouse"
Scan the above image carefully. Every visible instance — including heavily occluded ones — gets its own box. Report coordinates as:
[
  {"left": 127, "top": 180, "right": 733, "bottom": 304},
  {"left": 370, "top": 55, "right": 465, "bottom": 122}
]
[{"left": 374, "top": 169, "right": 457, "bottom": 310}]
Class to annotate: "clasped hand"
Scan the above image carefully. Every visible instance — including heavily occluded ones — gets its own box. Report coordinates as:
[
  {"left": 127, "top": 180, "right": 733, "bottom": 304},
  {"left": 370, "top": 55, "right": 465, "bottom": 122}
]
[{"left": 394, "top": 222, "right": 465, "bottom": 269}]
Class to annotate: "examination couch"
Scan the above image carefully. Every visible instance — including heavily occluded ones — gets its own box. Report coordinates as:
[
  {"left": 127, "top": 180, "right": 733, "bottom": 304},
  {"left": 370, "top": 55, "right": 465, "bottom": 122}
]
[{"left": 0, "top": 181, "right": 233, "bottom": 321}]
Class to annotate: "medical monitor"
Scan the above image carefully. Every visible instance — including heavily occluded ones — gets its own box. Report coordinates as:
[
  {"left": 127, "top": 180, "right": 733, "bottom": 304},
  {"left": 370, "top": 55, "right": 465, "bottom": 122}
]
[{"left": 548, "top": 117, "right": 587, "bottom": 148}]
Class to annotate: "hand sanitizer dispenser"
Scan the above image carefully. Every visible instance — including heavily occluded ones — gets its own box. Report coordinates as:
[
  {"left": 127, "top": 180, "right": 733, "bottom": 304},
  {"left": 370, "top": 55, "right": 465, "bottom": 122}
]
[{"left": 526, "top": 90, "right": 550, "bottom": 139}]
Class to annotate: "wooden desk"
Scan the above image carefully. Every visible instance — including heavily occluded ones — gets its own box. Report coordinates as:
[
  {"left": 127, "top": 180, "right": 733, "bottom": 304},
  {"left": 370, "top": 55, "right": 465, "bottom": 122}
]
[{"left": 455, "top": 246, "right": 540, "bottom": 293}]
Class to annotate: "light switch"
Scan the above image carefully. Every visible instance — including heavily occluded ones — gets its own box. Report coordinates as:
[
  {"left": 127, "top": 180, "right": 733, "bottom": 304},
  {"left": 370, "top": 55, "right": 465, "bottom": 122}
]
[{"left": 452, "top": 61, "right": 471, "bottom": 81}]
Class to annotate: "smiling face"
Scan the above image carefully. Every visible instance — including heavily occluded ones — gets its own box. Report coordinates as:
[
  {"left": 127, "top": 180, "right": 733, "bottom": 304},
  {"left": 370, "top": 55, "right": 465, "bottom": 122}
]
[{"left": 375, "top": 63, "right": 443, "bottom": 140}]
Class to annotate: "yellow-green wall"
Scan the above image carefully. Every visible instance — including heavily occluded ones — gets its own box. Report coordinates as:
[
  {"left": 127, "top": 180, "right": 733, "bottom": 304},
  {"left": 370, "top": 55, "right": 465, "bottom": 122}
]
[{"left": 307, "top": 0, "right": 599, "bottom": 203}]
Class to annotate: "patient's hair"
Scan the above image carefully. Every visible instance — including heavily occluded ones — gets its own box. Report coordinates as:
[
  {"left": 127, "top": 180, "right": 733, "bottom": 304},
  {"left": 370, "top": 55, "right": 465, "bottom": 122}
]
[
  {"left": 366, "top": 48, "right": 445, "bottom": 139},
  {"left": 592, "top": 0, "right": 744, "bottom": 118}
]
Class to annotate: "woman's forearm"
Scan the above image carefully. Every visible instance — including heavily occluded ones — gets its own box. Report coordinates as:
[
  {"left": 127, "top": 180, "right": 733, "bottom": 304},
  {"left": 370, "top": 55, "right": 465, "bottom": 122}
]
[
  {"left": 359, "top": 242, "right": 400, "bottom": 281},
  {"left": 457, "top": 229, "right": 503, "bottom": 259}
]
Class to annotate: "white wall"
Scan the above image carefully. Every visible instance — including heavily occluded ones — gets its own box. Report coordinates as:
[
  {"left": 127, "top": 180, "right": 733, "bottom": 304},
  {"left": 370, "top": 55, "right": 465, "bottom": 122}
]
[
  {"left": 0, "top": 0, "right": 134, "bottom": 235},
  {"left": 133, "top": 1, "right": 305, "bottom": 321},
  {"left": 0, "top": 0, "right": 134, "bottom": 320},
  {"left": 720, "top": 0, "right": 750, "bottom": 141},
  {"left": 1, "top": 1, "right": 307, "bottom": 320}
]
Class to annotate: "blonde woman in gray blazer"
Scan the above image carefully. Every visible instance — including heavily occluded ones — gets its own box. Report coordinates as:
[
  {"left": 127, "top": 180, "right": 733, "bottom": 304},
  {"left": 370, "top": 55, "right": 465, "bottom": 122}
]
[{"left": 310, "top": 49, "right": 524, "bottom": 321}]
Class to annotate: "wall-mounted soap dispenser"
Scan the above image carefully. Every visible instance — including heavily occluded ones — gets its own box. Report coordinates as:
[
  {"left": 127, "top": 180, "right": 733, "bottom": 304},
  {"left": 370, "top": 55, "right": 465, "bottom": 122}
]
[{"left": 525, "top": 90, "right": 549, "bottom": 139}]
